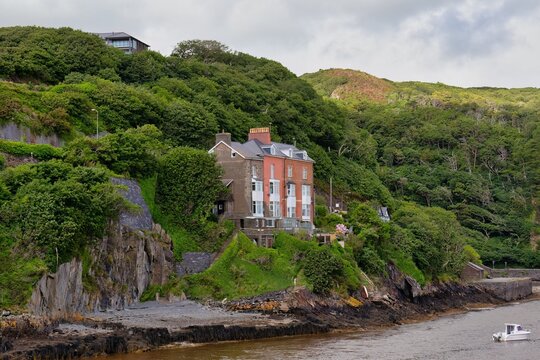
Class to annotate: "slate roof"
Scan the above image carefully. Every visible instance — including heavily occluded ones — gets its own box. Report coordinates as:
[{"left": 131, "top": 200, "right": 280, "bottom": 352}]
[{"left": 228, "top": 139, "right": 314, "bottom": 162}]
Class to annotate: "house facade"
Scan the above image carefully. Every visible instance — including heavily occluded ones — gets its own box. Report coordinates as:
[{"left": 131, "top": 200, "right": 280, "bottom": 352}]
[
  {"left": 209, "top": 128, "right": 314, "bottom": 246},
  {"left": 95, "top": 32, "right": 149, "bottom": 54}
]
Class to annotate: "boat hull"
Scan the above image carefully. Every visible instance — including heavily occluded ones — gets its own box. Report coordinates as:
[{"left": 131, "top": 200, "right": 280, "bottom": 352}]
[{"left": 492, "top": 331, "right": 531, "bottom": 342}]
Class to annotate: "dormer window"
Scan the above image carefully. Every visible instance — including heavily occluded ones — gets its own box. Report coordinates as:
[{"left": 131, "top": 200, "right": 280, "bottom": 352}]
[{"left": 262, "top": 145, "right": 276, "bottom": 155}]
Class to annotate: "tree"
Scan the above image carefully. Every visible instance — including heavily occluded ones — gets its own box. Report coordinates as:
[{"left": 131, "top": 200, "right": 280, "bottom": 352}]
[
  {"left": 161, "top": 99, "right": 218, "bottom": 148},
  {"left": 171, "top": 40, "right": 232, "bottom": 63},
  {"left": 156, "top": 147, "right": 226, "bottom": 230}
]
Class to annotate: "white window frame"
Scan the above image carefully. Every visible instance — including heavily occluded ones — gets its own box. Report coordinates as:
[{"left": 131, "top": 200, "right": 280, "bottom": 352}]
[
  {"left": 302, "top": 167, "right": 308, "bottom": 179},
  {"left": 270, "top": 164, "right": 275, "bottom": 179},
  {"left": 287, "top": 206, "right": 296, "bottom": 218},
  {"left": 302, "top": 204, "right": 311, "bottom": 219},
  {"left": 287, "top": 183, "right": 296, "bottom": 197},
  {"left": 252, "top": 201, "right": 264, "bottom": 217},
  {"left": 287, "top": 165, "right": 293, "bottom": 178},
  {"left": 269, "top": 201, "right": 281, "bottom": 217},
  {"left": 252, "top": 180, "right": 263, "bottom": 192}
]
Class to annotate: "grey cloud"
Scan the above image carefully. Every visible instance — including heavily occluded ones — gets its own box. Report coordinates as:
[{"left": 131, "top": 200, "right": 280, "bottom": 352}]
[
  {"left": 413, "top": 0, "right": 540, "bottom": 59},
  {"left": 0, "top": 0, "right": 539, "bottom": 87}
]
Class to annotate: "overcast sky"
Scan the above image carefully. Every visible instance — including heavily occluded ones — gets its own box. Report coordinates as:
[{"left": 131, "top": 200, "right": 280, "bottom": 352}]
[{"left": 1, "top": 0, "right": 539, "bottom": 87}]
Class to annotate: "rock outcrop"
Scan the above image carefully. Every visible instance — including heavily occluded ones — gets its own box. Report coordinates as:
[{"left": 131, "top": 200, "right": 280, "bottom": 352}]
[{"left": 28, "top": 179, "right": 174, "bottom": 316}]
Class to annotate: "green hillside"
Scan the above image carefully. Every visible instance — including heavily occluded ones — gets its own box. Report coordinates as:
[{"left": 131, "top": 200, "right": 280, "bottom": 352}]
[
  {"left": 303, "top": 69, "right": 540, "bottom": 265},
  {"left": 0, "top": 27, "right": 539, "bottom": 307}
]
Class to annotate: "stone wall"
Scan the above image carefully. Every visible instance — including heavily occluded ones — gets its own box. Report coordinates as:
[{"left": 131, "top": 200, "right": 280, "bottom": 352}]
[
  {"left": 0, "top": 122, "right": 63, "bottom": 147},
  {"left": 491, "top": 268, "right": 540, "bottom": 281},
  {"left": 477, "top": 278, "right": 532, "bottom": 301}
]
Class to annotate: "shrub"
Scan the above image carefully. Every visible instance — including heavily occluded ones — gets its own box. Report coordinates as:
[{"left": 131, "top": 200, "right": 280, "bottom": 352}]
[
  {"left": 303, "top": 246, "right": 344, "bottom": 293},
  {"left": 0, "top": 140, "right": 62, "bottom": 160}
]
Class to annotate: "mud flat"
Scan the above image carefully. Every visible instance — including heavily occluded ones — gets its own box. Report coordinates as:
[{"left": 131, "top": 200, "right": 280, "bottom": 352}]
[{"left": 1, "top": 280, "right": 511, "bottom": 360}]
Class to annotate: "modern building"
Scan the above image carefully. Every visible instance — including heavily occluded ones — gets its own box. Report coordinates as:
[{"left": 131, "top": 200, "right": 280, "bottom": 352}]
[
  {"left": 95, "top": 32, "right": 149, "bottom": 54},
  {"left": 209, "top": 128, "right": 315, "bottom": 247}
]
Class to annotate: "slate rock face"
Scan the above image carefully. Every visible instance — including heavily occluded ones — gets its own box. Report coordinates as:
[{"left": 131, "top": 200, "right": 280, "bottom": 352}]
[
  {"left": 176, "top": 252, "right": 214, "bottom": 276},
  {"left": 28, "top": 179, "right": 174, "bottom": 316},
  {"left": 111, "top": 178, "right": 153, "bottom": 230}
]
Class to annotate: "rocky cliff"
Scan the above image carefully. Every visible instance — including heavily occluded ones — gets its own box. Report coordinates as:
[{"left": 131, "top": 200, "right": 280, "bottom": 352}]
[{"left": 28, "top": 179, "right": 174, "bottom": 316}]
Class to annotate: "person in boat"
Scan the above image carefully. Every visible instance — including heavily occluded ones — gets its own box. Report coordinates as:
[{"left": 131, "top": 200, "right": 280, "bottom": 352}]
[{"left": 517, "top": 325, "right": 523, "bottom": 331}]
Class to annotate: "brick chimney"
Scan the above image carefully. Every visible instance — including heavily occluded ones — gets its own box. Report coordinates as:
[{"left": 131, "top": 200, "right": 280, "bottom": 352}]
[
  {"left": 248, "top": 127, "right": 271, "bottom": 144},
  {"left": 215, "top": 131, "right": 231, "bottom": 145}
]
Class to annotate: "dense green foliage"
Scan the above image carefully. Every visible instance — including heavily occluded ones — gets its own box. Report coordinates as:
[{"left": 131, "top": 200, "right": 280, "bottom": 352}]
[
  {"left": 184, "top": 232, "right": 362, "bottom": 299},
  {"left": 304, "top": 70, "right": 540, "bottom": 268},
  {"left": 156, "top": 147, "right": 226, "bottom": 231},
  {"left": 63, "top": 124, "right": 165, "bottom": 177},
  {"left": 0, "top": 26, "right": 123, "bottom": 83},
  {"left": 0, "top": 161, "right": 125, "bottom": 307},
  {"left": 0, "top": 139, "right": 62, "bottom": 160},
  {"left": 0, "top": 26, "right": 539, "bottom": 307}
]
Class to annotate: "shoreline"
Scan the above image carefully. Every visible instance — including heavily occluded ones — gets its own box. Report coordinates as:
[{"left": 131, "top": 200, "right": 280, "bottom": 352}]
[{"left": 2, "top": 284, "right": 538, "bottom": 359}]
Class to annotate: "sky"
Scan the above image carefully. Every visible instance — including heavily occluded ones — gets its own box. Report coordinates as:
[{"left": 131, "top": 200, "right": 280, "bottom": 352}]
[{"left": 1, "top": 0, "right": 539, "bottom": 88}]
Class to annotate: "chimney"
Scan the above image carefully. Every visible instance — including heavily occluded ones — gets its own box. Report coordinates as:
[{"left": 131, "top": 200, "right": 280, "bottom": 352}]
[
  {"left": 248, "top": 127, "right": 271, "bottom": 144},
  {"left": 215, "top": 131, "right": 231, "bottom": 145}
]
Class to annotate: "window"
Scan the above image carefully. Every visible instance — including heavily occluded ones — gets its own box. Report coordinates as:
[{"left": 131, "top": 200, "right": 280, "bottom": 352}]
[
  {"left": 287, "top": 165, "right": 293, "bottom": 178},
  {"left": 270, "top": 164, "right": 275, "bottom": 179},
  {"left": 302, "top": 167, "right": 308, "bottom": 179},
  {"left": 287, "top": 206, "right": 296, "bottom": 218},
  {"left": 252, "top": 201, "right": 263, "bottom": 216},
  {"left": 265, "top": 219, "right": 275, "bottom": 227},
  {"left": 252, "top": 165, "right": 257, "bottom": 177},
  {"left": 252, "top": 181, "right": 263, "bottom": 192},
  {"left": 269, "top": 201, "right": 281, "bottom": 217},
  {"left": 302, "top": 185, "right": 311, "bottom": 197},
  {"left": 112, "top": 39, "right": 131, "bottom": 48},
  {"left": 231, "top": 151, "right": 237, "bottom": 158},
  {"left": 302, "top": 204, "right": 311, "bottom": 218},
  {"left": 269, "top": 180, "right": 279, "bottom": 196},
  {"left": 287, "top": 183, "right": 296, "bottom": 197}
]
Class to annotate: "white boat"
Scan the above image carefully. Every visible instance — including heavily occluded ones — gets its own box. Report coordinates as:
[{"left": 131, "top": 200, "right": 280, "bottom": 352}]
[{"left": 492, "top": 323, "right": 531, "bottom": 342}]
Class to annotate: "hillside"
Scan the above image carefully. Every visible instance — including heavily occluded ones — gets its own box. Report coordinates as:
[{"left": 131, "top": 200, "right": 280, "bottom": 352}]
[
  {"left": 303, "top": 69, "right": 540, "bottom": 264},
  {"left": 0, "top": 27, "right": 539, "bottom": 310}
]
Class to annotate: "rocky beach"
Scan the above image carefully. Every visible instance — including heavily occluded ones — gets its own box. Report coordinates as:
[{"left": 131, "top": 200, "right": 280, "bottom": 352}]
[{"left": 5, "top": 275, "right": 537, "bottom": 359}]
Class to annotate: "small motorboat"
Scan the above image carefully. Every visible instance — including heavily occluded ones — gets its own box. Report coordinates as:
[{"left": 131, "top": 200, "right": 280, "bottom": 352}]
[{"left": 492, "top": 323, "right": 531, "bottom": 342}]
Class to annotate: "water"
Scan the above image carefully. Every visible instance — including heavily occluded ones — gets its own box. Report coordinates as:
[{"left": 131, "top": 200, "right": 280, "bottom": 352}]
[{"left": 108, "top": 300, "right": 540, "bottom": 360}]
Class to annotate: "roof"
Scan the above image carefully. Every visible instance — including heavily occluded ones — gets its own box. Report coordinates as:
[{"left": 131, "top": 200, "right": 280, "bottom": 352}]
[
  {"left": 221, "top": 179, "right": 234, "bottom": 187},
  {"left": 95, "top": 32, "right": 150, "bottom": 47},
  {"left": 466, "top": 262, "right": 484, "bottom": 271},
  {"left": 230, "top": 139, "right": 314, "bottom": 162}
]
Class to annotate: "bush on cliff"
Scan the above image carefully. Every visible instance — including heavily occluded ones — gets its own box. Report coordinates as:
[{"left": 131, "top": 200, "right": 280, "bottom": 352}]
[
  {"left": 303, "top": 246, "right": 343, "bottom": 294},
  {"left": 63, "top": 124, "right": 165, "bottom": 178},
  {"left": 0, "top": 160, "right": 125, "bottom": 270}
]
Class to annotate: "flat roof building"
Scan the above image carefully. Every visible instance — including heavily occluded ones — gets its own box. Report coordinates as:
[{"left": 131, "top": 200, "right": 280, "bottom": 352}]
[{"left": 96, "top": 32, "right": 149, "bottom": 54}]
